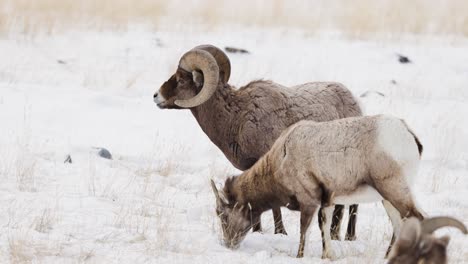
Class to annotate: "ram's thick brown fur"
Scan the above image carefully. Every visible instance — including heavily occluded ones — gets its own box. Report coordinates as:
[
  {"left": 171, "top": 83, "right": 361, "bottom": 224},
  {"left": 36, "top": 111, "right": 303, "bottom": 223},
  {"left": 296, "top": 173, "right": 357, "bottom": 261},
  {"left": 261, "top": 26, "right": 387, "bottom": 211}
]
[{"left": 154, "top": 45, "right": 362, "bottom": 237}]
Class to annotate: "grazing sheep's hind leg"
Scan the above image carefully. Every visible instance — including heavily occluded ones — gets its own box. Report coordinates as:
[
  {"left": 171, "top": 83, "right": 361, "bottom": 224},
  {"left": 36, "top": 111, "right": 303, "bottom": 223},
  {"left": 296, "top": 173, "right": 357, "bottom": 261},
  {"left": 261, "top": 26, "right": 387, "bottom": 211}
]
[
  {"left": 319, "top": 206, "right": 337, "bottom": 259},
  {"left": 272, "top": 207, "right": 288, "bottom": 235},
  {"left": 382, "top": 200, "right": 402, "bottom": 258},
  {"left": 297, "top": 205, "right": 318, "bottom": 258},
  {"left": 373, "top": 178, "right": 424, "bottom": 256},
  {"left": 330, "top": 205, "right": 344, "bottom": 240},
  {"left": 345, "top": 204, "right": 358, "bottom": 241}
]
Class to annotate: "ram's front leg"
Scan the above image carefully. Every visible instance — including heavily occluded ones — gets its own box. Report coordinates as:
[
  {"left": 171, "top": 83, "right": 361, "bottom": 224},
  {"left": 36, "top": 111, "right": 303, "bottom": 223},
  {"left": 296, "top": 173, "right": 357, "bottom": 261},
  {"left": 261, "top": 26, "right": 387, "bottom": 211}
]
[
  {"left": 272, "top": 207, "right": 287, "bottom": 235},
  {"left": 297, "top": 205, "right": 317, "bottom": 258}
]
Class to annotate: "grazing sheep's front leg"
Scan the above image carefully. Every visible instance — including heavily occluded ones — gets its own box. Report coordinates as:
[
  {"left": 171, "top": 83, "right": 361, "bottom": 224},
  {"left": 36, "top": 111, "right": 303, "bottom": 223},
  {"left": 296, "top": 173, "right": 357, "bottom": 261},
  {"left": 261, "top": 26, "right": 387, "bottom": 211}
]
[
  {"left": 297, "top": 205, "right": 318, "bottom": 258},
  {"left": 272, "top": 207, "right": 288, "bottom": 235},
  {"left": 319, "top": 206, "right": 337, "bottom": 259},
  {"left": 251, "top": 214, "right": 262, "bottom": 233},
  {"left": 330, "top": 205, "right": 344, "bottom": 240},
  {"left": 345, "top": 204, "right": 359, "bottom": 241}
]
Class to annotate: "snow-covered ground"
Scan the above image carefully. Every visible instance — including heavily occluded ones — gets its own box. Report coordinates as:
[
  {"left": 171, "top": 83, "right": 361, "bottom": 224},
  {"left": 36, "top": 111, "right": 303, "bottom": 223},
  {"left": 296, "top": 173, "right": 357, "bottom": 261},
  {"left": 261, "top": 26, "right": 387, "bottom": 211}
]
[{"left": 0, "top": 29, "right": 467, "bottom": 263}]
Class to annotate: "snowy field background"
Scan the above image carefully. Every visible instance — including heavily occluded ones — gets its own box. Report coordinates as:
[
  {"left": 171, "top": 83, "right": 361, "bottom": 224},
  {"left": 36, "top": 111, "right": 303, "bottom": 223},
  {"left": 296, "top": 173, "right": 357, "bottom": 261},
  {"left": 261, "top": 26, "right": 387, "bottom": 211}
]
[{"left": 1, "top": 1, "right": 468, "bottom": 263}]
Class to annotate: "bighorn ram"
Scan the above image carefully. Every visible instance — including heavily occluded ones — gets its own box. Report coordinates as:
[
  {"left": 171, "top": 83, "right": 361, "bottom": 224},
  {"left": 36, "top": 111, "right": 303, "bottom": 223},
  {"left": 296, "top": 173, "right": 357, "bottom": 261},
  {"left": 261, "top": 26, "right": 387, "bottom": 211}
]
[
  {"left": 388, "top": 216, "right": 467, "bottom": 264},
  {"left": 154, "top": 45, "right": 362, "bottom": 239},
  {"left": 210, "top": 115, "right": 425, "bottom": 259}
]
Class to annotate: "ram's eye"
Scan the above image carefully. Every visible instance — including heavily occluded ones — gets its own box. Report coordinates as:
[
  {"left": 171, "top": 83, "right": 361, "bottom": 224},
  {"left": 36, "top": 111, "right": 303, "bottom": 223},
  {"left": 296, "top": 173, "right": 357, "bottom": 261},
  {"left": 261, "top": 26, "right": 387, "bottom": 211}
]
[{"left": 178, "top": 78, "right": 186, "bottom": 85}]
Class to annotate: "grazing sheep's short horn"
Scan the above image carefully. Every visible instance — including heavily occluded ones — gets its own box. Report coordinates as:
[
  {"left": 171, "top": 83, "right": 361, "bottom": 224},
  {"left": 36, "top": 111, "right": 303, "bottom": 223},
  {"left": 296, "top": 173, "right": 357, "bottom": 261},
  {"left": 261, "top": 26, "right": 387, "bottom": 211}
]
[
  {"left": 421, "top": 216, "right": 468, "bottom": 235},
  {"left": 175, "top": 50, "right": 220, "bottom": 108},
  {"left": 194, "top": 44, "right": 231, "bottom": 83}
]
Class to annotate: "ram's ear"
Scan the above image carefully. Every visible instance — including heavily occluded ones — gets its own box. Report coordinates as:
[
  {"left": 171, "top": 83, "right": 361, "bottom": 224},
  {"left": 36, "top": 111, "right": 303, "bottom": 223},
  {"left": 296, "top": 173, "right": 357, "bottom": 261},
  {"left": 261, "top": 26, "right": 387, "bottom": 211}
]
[{"left": 192, "top": 70, "right": 204, "bottom": 88}]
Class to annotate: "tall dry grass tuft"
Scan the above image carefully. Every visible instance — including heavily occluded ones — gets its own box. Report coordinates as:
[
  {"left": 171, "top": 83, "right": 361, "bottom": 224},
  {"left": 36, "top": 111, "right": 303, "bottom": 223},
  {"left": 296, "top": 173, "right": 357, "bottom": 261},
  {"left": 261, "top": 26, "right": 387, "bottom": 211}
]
[{"left": 1, "top": 0, "right": 468, "bottom": 37}]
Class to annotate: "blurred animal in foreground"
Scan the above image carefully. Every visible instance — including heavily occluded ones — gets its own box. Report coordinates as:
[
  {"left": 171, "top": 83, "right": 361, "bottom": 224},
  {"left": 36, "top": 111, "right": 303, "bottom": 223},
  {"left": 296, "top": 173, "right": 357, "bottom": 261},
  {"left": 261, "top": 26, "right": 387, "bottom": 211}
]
[{"left": 388, "top": 216, "right": 467, "bottom": 264}]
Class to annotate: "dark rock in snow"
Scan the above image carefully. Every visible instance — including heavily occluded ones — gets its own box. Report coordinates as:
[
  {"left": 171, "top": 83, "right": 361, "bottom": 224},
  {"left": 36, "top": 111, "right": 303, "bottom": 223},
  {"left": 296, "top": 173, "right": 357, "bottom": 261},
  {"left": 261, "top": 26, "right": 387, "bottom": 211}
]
[
  {"left": 397, "top": 54, "right": 411, "bottom": 64},
  {"left": 57, "top": 60, "right": 67, "bottom": 64},
  {"left": 96, "top": 148, "right": 112, "bottom": 160},
  {"left": 64, "top": 154, "right": 72, "bottom": 164},
  {"left": 225, "top": 46, "right": 249, "bottom": 54},
  {"left": 391, "top": 79, "right": 397, "bottom": 85}
]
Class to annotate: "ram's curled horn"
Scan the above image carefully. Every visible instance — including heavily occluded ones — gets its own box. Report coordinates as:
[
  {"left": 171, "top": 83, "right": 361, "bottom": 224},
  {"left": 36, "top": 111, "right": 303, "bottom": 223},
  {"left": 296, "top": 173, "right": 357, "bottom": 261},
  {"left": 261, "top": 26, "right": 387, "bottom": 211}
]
[
  {"left": 421, "top": 216, "right": 468, "bottom": 235},
  {"left": 175, "top": 49, "right": 220, "bottom": 108},
  {"left": 193, "top": 44, "right": 231, "bottom": 83}
]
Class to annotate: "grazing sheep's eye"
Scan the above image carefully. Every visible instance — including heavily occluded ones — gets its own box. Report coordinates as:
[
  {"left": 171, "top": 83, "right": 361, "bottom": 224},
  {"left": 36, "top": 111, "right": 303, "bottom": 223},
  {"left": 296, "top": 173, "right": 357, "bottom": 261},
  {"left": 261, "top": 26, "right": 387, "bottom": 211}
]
[{"left": 178, "top": 78, "right": 186, "bottom": 85}]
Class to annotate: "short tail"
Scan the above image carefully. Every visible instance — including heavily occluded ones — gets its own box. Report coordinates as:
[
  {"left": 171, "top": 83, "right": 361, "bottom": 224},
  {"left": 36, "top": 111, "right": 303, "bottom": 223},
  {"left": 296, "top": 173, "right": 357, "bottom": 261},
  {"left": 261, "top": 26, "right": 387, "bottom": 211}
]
[{"left": 401, "top": 120, "right": 423, "bottom": 156}]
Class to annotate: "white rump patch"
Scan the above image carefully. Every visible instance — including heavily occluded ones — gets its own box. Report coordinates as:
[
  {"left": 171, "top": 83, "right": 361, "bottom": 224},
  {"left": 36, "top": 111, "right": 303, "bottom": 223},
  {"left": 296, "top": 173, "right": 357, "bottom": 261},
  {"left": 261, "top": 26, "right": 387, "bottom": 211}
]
[
  {"left": 333, "top": 185, "right": 383, "bottom": 205},
  {"left": 376, "top": 116, "right": 420, "bottom": 186}
]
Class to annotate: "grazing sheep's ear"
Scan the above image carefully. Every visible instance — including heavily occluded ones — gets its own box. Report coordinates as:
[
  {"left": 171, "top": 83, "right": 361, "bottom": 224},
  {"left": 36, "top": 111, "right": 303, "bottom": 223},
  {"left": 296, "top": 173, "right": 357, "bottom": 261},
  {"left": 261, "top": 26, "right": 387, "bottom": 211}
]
[
  {"left": 192, "top": 71, "right": 204, "bottom": 88},
  {"left": 389, "top": 217, "right": 421, "bottom": 258},
  {"left": 210, "top": 179, "right": 229, "bottom": 206}
]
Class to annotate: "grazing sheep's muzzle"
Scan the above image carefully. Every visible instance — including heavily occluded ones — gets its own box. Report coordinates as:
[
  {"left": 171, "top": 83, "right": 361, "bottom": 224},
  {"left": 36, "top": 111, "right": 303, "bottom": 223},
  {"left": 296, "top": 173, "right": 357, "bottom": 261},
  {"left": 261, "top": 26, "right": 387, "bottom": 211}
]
[
  {"left": 224, "top": 239, "right": 241, "bottom": 249},
  {"left": 153, "top": 93, "right": 166, "bottom": 108}
]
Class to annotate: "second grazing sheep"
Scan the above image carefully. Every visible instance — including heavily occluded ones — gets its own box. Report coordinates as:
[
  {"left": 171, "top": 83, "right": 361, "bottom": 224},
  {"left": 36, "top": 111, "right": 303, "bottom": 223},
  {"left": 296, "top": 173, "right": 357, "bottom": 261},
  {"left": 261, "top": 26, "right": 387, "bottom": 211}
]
[
  {"left": 154, "top": 45, "right": 362, "bottom": 239},
  {"left": 211, "top": 115, "right": 424, "bottom": 259}
]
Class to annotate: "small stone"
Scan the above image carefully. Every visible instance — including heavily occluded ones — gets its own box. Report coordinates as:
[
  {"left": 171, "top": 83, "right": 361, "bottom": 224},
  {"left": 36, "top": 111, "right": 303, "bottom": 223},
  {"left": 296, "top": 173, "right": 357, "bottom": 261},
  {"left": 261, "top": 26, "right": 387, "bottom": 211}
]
[
  {"left": 64, "top": 154, "right": 72, "bottom": 164},
  {"left": 397, "top": 54, "right": 411, "bottom": 64},
  {"left": 97, "top": 148, "right": 112, "bottom": 160},
  {"left": 225, "top": 46, "right": 249, "bottom": 54}
]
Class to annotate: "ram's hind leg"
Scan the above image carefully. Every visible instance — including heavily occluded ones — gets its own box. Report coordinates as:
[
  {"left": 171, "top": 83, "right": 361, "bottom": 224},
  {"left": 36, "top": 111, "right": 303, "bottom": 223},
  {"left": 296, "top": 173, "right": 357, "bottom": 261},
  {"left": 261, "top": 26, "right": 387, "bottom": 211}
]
[
  {"left": 272, "top": 207, "right": 287, "bottom": 235},
  {"left": 330, "top": 205, "right": 344, "bottom": 240},
  {"left": 345, "top": 204, "right": 358, "bottom": 241}
]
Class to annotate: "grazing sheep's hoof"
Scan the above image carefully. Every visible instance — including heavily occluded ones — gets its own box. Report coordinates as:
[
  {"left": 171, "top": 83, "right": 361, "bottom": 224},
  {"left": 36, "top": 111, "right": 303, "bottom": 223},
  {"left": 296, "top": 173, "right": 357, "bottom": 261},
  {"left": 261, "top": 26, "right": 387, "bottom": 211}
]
[
  {"left": 331, "top": 233, "right": 341, "bottom": 241},
  {"left": 252, "top": 225, "right": 262, "bottom": 233},
  {"left": 345, "top": 234, "right": 356, "bottom": 241},
  {"left": 274, "top": 228, "right": 288, "bottom": 235},
  {"left": 322, "top": 250, "right": 337, "bottom": 260}
]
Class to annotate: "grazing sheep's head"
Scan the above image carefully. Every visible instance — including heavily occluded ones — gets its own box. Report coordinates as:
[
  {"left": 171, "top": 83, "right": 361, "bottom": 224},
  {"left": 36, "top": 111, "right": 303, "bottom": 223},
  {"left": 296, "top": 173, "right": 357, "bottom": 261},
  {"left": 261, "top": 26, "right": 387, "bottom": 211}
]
[
  {"left": 388, "top": 217, "right": 467, "bottom": 264},
  {"left": 210, "top": 179, "right": 251, "bottom": 249},
  {"left": 154, "top": 45, "right": 231, "bottom": 109}
]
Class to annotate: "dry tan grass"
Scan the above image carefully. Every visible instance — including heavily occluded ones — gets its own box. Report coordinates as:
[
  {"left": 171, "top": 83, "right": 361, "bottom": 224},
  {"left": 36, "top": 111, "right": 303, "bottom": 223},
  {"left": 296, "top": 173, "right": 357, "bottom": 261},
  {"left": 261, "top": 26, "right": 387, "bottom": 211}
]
[{"left": 1, "top": 0, "right": 468, "bottom": 37}]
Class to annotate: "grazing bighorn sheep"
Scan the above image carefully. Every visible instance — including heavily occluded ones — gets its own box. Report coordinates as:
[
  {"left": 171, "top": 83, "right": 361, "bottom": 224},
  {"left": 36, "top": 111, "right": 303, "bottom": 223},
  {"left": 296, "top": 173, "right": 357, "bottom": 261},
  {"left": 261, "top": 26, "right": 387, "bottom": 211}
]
[
  {"left": 210, "top": 115, "right": 425, "bottom": 259},
  {"left": 154, "top": 44, "right": 362, "bottom": 238},
  {"left": 388, "top": 216, "right": 467, "bottom": 264}
]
